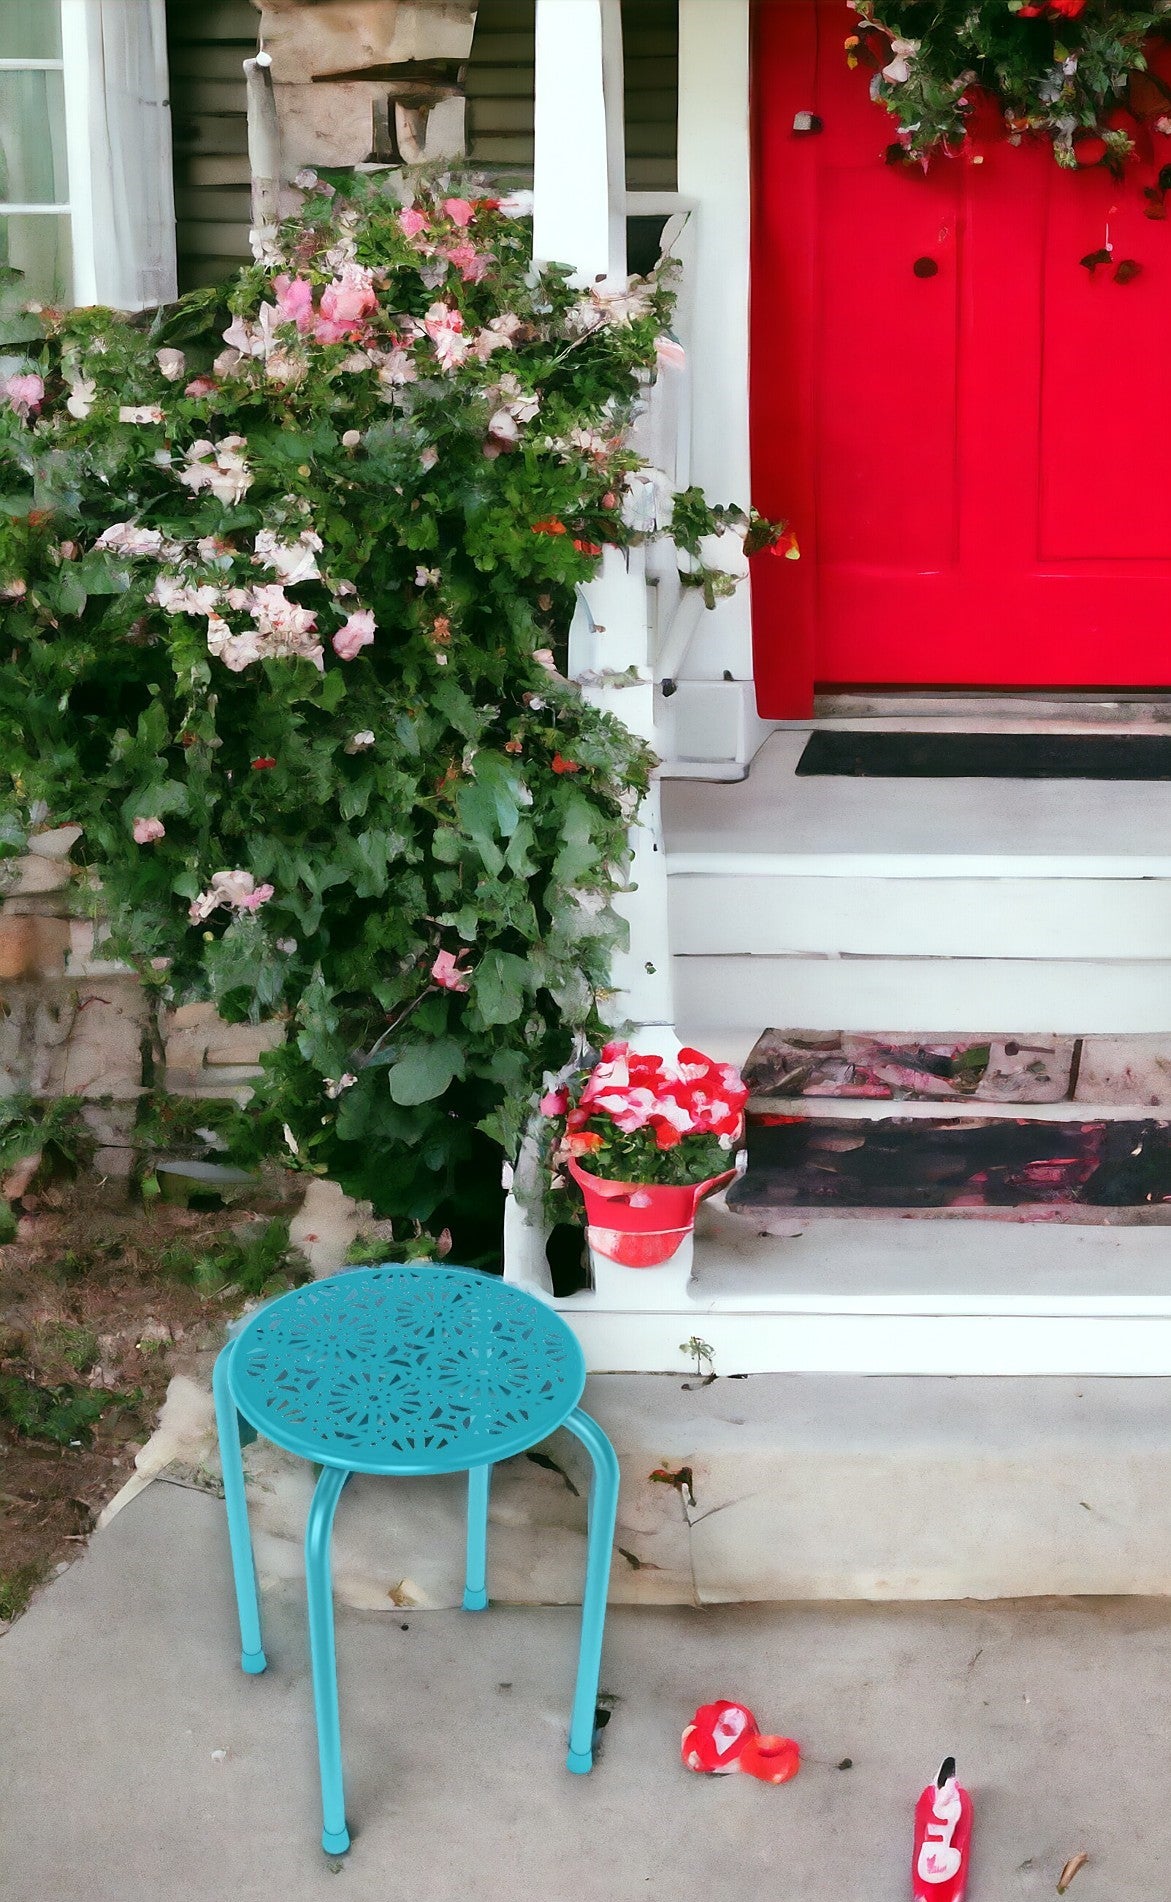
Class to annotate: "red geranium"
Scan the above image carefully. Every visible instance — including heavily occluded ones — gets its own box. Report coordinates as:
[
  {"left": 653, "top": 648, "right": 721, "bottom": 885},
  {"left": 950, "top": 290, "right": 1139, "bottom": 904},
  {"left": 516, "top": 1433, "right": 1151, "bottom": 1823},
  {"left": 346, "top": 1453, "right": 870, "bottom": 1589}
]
[{"left": 543, "top": 1040, "right": 749, "bottom": 1184}]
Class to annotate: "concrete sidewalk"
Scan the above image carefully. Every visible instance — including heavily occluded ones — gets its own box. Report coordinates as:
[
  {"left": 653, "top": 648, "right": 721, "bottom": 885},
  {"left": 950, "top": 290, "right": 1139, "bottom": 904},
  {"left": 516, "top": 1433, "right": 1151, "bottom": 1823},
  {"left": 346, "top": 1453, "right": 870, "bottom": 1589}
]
[{"left": 1, "top": 1480, "right": 1166, "bottom": 1902}]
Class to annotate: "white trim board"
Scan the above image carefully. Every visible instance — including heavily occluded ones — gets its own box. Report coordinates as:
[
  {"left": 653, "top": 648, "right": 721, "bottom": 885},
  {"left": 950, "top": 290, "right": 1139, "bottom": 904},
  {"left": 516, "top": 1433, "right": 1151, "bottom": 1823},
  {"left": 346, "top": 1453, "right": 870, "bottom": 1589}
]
[
  {"left": 669, "top": 875, "right": 1171, "bottom": 959},
  {"left": 672, "top": 955, "right": 1171, "bottom": 1037},
  {"left": 562, "top": 1308, "right": 1171, "bottom": 1375}
]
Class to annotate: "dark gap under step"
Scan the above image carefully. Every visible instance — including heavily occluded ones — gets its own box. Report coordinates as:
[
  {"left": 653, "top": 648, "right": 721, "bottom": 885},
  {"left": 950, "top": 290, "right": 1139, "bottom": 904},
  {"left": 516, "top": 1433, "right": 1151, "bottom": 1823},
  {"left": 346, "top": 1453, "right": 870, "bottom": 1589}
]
[
  {"left": 796, "top": 730, "right": 1171, "bottom": 779},
  {"left": 728, "top": 1117, "right": 1171, "bottom": 1216}
]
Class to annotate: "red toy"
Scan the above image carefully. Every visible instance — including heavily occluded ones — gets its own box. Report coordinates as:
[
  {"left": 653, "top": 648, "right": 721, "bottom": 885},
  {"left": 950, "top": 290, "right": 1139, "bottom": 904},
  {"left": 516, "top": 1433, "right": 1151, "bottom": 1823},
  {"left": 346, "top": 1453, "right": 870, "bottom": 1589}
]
[
  {"left": 681, "top": 1700, "right": 800, "bottom": 1785},
  {"left": 913, "top": 1757, "right": 973, "bottom": 1902}
]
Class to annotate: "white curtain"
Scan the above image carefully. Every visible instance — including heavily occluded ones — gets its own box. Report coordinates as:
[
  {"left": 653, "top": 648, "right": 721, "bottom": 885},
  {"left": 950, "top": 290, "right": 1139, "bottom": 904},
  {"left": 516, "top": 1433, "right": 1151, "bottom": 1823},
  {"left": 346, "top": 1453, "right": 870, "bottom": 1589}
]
[{"left": 62, "top": 0, "right": 178, "bottom": 309}]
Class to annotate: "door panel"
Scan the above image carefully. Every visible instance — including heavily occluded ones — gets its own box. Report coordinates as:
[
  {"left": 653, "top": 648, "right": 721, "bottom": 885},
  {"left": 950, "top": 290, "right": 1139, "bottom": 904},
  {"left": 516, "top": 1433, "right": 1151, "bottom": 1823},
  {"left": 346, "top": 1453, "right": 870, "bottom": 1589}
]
[{"left": 750, "top": 0, "right": 1171, "bottom": 715}]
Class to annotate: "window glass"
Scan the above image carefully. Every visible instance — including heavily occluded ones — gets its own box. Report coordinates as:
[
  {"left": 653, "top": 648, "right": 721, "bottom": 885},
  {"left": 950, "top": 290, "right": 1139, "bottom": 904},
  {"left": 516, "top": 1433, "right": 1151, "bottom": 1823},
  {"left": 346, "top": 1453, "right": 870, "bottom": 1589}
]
[
  {"left": 0, "top": 1, "right": 62, "bottom": 61},
  {"left": 0, "top": 212, "right": 71, "bottom": 303},
  {"left": 0, "top": 69, "right": 68, "bottom": 204}
]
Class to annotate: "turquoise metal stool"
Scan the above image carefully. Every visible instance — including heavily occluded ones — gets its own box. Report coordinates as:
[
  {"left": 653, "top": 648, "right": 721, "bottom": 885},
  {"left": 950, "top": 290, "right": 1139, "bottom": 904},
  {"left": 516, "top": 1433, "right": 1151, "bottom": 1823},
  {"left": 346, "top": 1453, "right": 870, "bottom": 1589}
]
[{"left": 212, "top": 1264, "right": 618, "bottom": 1856}]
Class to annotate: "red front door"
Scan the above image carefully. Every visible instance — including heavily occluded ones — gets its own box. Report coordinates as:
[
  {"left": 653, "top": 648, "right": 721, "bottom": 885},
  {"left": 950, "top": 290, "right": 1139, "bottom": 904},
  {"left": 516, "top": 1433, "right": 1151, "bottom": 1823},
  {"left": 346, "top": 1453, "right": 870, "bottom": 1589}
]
[{"left": 750, "top": 0, "right": 1171, "bottom": 717}]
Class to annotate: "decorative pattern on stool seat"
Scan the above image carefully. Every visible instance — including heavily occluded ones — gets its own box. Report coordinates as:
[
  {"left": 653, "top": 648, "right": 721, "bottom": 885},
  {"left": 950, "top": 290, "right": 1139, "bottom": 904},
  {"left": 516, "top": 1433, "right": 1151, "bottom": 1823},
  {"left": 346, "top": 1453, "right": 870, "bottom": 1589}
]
[{"left": 231, "top": 1267, "right": 586, "bottom": 1475}]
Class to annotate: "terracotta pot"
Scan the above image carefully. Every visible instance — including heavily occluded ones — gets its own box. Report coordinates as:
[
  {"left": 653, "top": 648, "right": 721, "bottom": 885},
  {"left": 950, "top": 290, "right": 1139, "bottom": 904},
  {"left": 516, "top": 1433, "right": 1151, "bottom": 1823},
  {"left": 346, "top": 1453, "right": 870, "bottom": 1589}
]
[{"left": 568, "top": 1158, "right": 737, "bottom": 1268}]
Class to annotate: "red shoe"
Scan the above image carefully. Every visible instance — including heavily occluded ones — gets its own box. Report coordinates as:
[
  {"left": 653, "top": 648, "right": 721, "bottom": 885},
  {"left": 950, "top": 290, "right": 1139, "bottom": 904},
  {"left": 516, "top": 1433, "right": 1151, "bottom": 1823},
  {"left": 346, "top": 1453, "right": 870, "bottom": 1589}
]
[
  {"left": 739, "top": 1731, "right": 801, "bottom": 1785},
  {"left": 912, "top": 1758, "right": 972, "bottom": 1902},
  {"left": 681, "top": 1700, "right": 757, "bottom": 1774},
  {"left": 681, "top": 1701, "right": 800, "bottom": 1785}
]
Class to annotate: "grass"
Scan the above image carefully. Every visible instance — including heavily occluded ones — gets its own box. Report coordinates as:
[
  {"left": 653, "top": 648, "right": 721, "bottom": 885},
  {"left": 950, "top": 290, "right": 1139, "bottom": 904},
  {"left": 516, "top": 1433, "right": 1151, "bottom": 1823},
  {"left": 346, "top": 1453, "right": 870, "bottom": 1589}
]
[
  {"left": 0, "top": 1560, "right": 48, "bottom": 1624},
  {"left": 0, "top": 1371, "right": 119, "bottom": 1447},
  {"left": 156, "top": 1217, "right": 305, "bottom": 1297},
  {"left": 36, "top": 1321, "right": 100, "bottom": 1374}
]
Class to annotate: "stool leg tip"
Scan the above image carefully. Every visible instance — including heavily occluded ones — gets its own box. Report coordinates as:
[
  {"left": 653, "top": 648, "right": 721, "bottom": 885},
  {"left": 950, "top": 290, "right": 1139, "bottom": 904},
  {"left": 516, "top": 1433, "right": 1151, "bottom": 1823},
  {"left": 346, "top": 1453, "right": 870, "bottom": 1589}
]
[
  {"left": 241, "top": 1649, "right": 267, "bottom": 1675},
  {"left": 462, "top": 1588, "right": 488, "bottom": 1612},
  {"left": 321, "top": 1827, "right": 351, "bottom": 1857},
  {"left": 566, "top": 1748, "right": 593, "bottom": 1775}
]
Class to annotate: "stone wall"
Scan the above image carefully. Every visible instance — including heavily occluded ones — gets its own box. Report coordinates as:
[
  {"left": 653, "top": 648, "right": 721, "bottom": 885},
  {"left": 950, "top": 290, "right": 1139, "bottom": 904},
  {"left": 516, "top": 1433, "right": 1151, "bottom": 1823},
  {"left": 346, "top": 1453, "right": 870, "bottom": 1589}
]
[
  {"left": 0, "top": 834, "right": 281, "bottom": 1179},
  {"left": 255, "top": 0, "right": 478, "bottom": 176}
]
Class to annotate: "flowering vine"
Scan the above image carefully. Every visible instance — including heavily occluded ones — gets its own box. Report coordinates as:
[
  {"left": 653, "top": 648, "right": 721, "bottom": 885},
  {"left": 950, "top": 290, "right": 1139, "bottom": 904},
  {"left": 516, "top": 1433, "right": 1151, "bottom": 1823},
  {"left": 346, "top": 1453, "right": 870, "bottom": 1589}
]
[
  {"left": 848, "top": 2, "right": 1171, "bottom": 168},
  {"left": 0, "top": 170, "right": 781, "bottom": 1258}
]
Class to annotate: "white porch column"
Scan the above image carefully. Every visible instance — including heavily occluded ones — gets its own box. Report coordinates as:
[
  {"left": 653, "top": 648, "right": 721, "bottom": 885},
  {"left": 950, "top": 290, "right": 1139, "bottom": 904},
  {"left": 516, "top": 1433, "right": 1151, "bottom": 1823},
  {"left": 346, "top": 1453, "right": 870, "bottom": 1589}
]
[
  {"left": 532, "top": 0, "right": 627, "bottom": 284},
  {"left": 672, "top": 0, "right": 761, "bottom": 698}
]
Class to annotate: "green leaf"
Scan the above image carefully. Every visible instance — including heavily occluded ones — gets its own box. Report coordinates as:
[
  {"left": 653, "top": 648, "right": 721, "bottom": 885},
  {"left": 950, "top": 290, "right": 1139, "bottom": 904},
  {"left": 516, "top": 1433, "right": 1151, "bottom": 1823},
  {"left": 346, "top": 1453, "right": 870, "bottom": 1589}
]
[
  {"left": 75, "top": 553, "right": 130, "bottom": 596},
  {"left": 553, "top": 794, "right": 600, "bottom": 884},
  {"left": 386, "top": 1037, "right": 465, "bottom": 1106},
  {"left": 471, "top": 949, "right": 530, "bottom": 1027},
  {"left": 319, "top": 669, "right": 348, "bottom": 712}
]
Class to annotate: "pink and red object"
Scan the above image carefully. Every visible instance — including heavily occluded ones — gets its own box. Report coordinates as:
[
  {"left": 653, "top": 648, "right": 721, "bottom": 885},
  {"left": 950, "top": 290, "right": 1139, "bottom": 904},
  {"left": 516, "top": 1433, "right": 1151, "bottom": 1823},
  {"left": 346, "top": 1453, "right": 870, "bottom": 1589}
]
[
  {"left": 681, "top": 1699, "right": 801, "bottom": 1785},
  {"left": 913, "top": 1758, "right": 972, "bottom": 1902},
  {"left": 549, "top": 1042, "right": 749, "bottom": 1266},
  {"left": 568, "top": 1160, "right": 738, "bottom": 1266}
]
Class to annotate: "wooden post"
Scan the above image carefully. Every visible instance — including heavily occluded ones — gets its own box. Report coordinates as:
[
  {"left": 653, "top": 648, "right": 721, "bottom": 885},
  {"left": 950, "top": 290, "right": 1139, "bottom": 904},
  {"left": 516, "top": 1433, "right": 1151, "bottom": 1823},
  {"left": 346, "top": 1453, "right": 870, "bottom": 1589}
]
[
  {"left": 244, "top": 50, "right": 282, "bottom": 241},
  {"left": 532, "top": 0, "right": 627, "bottom": 285}
]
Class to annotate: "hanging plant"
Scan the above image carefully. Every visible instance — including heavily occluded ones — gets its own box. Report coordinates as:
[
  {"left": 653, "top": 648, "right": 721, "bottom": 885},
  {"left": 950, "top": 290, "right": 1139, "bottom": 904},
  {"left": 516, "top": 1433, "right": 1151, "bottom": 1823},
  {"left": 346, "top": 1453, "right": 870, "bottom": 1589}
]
[{"left": 847, "top": 0, "right": 1171, "bottom": 167}]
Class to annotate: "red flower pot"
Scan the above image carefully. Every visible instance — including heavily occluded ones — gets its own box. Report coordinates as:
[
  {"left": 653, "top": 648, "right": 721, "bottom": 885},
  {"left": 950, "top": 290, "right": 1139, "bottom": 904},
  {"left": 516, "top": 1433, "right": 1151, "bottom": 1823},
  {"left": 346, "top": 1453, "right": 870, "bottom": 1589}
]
[{"left": 568, "top": 1159, "right": 737, "bottom": 1267}]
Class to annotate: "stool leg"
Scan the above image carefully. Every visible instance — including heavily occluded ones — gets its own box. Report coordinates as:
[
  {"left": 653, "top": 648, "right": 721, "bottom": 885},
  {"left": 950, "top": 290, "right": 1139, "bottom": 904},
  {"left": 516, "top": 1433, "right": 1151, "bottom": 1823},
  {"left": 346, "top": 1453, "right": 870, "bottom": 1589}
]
[
  {"left": 305, "top": 1463, "right": 351, "bottom": 1856},
  {"left": 463, "top": 1462, "right": 491, "bottom": 1611},
  {"left": 562, "top": 1407, "right": 619, "bottom": 1774},
  {"left": 211, "top": 1345, "right": 266, "bottom": 1675}
]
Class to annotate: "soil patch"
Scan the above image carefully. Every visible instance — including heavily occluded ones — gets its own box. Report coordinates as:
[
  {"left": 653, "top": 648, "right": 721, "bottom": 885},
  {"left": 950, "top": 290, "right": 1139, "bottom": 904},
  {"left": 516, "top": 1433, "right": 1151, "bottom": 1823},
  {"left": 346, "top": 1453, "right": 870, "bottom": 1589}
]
[{"left": 0, "top": 1177, "right": 302, "bottom": 1626}]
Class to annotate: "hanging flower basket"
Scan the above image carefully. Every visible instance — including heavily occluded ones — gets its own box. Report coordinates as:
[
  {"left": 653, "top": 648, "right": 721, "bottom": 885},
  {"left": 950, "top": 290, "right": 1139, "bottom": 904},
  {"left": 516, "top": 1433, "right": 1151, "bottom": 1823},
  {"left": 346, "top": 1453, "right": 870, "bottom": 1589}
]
[{"left": 542, "top": 1041, "right": 748, "bottom": 1269}]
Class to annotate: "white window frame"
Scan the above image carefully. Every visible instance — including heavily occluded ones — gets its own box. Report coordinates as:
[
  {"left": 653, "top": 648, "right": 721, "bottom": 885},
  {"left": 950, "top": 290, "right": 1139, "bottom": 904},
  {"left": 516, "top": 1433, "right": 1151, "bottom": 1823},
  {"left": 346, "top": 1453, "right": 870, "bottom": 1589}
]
[
  {"left": 0, "top": 0, "right": 176, "bottom": 311},
  {"left": 0, "top": 3, "right": 80, "bottom": 304}
]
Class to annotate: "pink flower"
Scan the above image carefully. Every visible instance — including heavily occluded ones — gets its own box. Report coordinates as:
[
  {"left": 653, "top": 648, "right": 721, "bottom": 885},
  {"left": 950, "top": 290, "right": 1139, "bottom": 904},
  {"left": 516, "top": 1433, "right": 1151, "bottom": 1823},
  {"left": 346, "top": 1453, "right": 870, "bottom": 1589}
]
[
  {"left": 444, "top": 197, "right": 475, "bottom": 228},
  {"left": 132, "top": 816, "right": 166, "bottom": 844},
  {"left": 2, "top": 373, "right": 44, "bottom": 419},
  {"left": 188, "top": 869, "right": 275, "bottom": 924},
  {"left": 445, "top": 243, "right": 491, "bottom": 284},
  {"left": 238, "top": 881, "right": 275, "bottom": 912},
  {"left": 431, "top": 949, "right": 471, "bottom": 992},
  {"left": 331, "top": 608, "right": 376, "bottom": 661},
  {"left": 273, "top": 274, "right": 315, "bottom": 332},
  {"left": 399, "top": 207, "right": 429, "bottom": 238},
  {"left": 183, "top": 376, "right": 217, "bottom": 398},
  {"left": 96, "top": 522, "right": 167, "bottom": 558},
  {"left": 315, "top": 264, "right": 377, "bottom": 344},
  {"left": 539, "top": 1088, "right": 569, "bottom": 1117},
  {"left": 253, "top": 527, "right": 322, "bottom": 586},
  {"left": 424, "top": 301, "right": 470, "bottom": 371}
]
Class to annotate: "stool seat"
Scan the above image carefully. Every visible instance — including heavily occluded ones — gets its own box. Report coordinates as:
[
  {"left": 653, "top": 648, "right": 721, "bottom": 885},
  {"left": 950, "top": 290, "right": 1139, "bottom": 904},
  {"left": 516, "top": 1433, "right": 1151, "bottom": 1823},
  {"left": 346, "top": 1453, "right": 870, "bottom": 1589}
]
[
  {"left": 230, "top": 1265, "right": 586, "bottom": 1476},
  {"left": 212, "top": 1264, "right": 619, "bottom": 1856}
]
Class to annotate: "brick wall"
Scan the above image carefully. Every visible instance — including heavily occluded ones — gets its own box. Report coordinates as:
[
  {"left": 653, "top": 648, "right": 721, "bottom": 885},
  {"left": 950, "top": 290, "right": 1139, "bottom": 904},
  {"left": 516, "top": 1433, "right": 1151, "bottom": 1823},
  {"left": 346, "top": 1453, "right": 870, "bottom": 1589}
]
[{"left": 0, "top": 830, "right": 281, "bottom": 1178}]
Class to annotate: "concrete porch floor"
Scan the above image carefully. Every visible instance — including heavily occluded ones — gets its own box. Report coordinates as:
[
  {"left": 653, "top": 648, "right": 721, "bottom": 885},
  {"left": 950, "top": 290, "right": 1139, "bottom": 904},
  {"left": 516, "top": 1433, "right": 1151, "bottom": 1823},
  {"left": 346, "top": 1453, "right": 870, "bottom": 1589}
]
[{"left": 2, "top": 1482, "right": 1168, "bottom": 1902}]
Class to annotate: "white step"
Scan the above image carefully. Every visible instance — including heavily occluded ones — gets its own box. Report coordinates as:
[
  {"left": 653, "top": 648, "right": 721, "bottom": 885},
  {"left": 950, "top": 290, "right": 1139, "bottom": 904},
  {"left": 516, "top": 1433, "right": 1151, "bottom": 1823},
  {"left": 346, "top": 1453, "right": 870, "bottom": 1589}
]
[
  {"left": 534, "top": 1202, "right": 1171, "bottom": 1376},
  {"left": 244, "top": 1369, "right": 1171, "bottom": 1602},
  {"left": 664, "top": 728, "right": 1171, "bottom": 880},
  {"left": 663, "top": 729, "right": 1171, "bottom": 1036}
]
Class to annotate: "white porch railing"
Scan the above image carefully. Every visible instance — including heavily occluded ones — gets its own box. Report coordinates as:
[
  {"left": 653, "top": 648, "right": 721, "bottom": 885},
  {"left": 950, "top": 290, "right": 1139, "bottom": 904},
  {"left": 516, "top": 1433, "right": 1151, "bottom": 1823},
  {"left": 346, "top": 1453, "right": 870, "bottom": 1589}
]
[{"left": 504, "top": 0, "right": 709, "bottom": 1308}]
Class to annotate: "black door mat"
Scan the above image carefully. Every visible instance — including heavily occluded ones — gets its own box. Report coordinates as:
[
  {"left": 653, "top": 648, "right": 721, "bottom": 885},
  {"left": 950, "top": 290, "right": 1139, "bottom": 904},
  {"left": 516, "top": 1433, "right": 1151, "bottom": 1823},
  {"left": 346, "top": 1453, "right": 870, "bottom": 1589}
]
[
  {"left": 796, "top": 730, "right": 1171, "bottom": 779},
  {"left": 727, "top": 1116, "right": 1171, "bottom": 1217}
]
